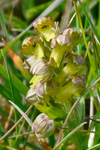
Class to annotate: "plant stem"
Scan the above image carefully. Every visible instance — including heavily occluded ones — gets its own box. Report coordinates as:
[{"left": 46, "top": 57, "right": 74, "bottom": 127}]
[{"left": 54, "top": 97, "right": 82, "bottom": 148}]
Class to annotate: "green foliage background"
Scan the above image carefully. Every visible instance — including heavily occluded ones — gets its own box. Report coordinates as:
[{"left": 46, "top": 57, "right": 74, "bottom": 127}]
[{"left": 0, "top": 0, "right": 100, "bottom": 150}]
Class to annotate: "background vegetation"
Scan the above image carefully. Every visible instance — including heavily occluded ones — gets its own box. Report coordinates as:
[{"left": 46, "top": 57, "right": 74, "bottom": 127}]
[{"left": 0, "top": 0, "right": 100, "bottom": 150}]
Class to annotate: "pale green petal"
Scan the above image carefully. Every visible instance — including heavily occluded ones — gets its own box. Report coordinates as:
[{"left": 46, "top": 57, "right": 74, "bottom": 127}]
[
  {"left": 50, "top": 44, "right": 68, "bottom": 68},
  {"left": 40, "top": 26, "right": 56, "bottom": 42}
]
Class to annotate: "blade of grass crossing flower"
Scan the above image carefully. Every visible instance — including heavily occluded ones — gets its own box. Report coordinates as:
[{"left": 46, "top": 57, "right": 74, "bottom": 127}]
[
  {"left": 53, "top": 122, "right": 87, "bottom": 150},
  {"left": 0, "top": 9, "right": 10, "bottom": 41},
  {"left": 9, "top": 100, "right": 33, "bottom": 128},
  {"left": 1, "top": 49, "right": 18, "bottom": 133}
]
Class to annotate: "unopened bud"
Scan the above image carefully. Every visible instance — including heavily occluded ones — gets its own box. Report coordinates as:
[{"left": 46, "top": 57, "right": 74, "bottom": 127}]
[
  {"left": 30, "top": 59, "right": 49, "bottom": 75},
  {"left": 25, "top": 87, "right": 38, "bottom": 105},
  {"left": 32, "top": 113, "right": 55, "bottom": 138},
  {"left": 25, "top": 82, "right": 46, "bottom": 104},
  {"left": 30, "top": 60, "right": 54, "bottom": 87},
  {"left": 63, "top": 28, "right": 82, "bottom": 47},
  {"left": 23, "top": 55, "right": 36, "bottom": 69},
  {"left": 72, "top": 76, "right": 85, "bottom": 87}
]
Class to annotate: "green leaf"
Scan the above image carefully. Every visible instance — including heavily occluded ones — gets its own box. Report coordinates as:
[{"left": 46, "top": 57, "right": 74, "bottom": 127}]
[
  {"left": 35, "top": 104, "right": 66, "bottom": 120},
  {"left": 0, "top": 9, "right": 10, "bottom": 41},
  {"left": 0, "top": 63, "right": 28, "bottom": 96},
  {"left": 24, "top": 1, "right": 52, "bottom": 20},
  {"left": 0, "top": 84, "right": 27, "bottom": 111},
  {"left": 5, "top": 15, "right": 28, "bottom": 29},
  {"left": 22, "top": 0, "right": 35, "bottom": 18}
]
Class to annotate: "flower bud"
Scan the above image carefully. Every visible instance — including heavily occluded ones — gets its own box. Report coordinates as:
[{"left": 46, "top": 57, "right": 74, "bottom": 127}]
[
  {"left": 30, "top": 59, "right": 54, "bottom": 87},
  {"left": 63, "top": 28, "right": 82, "bottom": 47},
  {"left": 23, "top": 55, "right": 36, "bottom": 69},
  {"left": 72, "top": 76, "right": 85, "bottom": 87},
  {"left": 30, "top": 59, "right": 49, "bottom": 75},
  {"left": 32, "top": 113, "right": 55, "bottom": 138},
  {"left": 20, "top": 36, "right": 44, "bottom": 59},
  {"left": 25, "top": 87, "right": 38, "bottom": 105},
  {"left": 33, "top": 17, "right": 57, "bottom": 42},
  {"left": 25, "top": 82, "right": 46, "bottom": 104}
]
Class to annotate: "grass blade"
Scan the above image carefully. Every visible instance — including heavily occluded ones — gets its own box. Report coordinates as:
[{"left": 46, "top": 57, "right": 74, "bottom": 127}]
[
  {"left": 0, "top": 9, "right": 10, "bottom": 41},
  {"left": 9, "top": 100, "right": 33, "bottom": 128},
  {"left": 87, "top": 143, "right": 100, "bottom": 150},
  {"left": 1, "top": 49, "right": 19, "bottom": 133},
  {"left": 78, "top": 0, "right": 100, "bottom": 43},
  {"left": 53, "top": 122, "right": 87, "bottom": 150},
  {"left": 0, "top": 63, "right": 28, "bottom": 95}
]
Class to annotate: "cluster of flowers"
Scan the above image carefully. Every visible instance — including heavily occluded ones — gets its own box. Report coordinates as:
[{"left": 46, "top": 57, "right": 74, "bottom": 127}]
[{"left": 20, "top": 17, "right": 87, "bottom": 138}]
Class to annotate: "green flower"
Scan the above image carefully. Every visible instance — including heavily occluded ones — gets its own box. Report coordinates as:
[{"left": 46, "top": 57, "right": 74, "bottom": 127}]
[
  {"left": 50, "top": 34, "right": 72, "bottom": 68},
  {"left": 50, "top": 28, "right": 82, "bottom": 68},
  {"left": 20, "top": 36, "right": 44, "bottom": 59},
  {"left": 32, "top": 113, "right": 55, "bottom": 138},
  {"left": 33, "top": 17, "right": 57, "bottom": 42}
]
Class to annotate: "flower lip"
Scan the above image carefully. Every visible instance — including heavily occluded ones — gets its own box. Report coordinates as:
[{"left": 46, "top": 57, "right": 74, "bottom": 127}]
[
  {"left": 22, "top": 36, "right": 41, "bottom": 48},
  {"left": 33, "top": 17, "right": 55, "bottom": 28},
  {"left": 33, "top": 17, "right": 56, "bottom": 42}
]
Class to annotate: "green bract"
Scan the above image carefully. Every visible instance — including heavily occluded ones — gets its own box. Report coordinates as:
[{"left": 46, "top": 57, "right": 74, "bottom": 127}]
[
  {"left": 55, "top": 76, "right": 85, "bottom": 103},
  {"left": 56, "top": 54, "right": 87, "bottom": 84}
]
